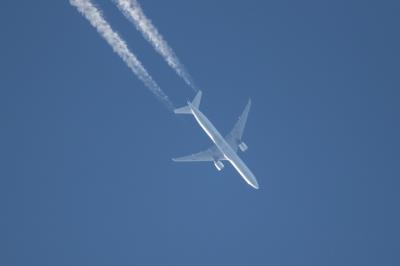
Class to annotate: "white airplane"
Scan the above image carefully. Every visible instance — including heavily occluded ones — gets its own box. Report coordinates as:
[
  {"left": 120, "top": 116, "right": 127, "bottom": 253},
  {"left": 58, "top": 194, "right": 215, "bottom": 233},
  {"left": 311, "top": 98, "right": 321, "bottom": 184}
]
[{"left": 173, "top": 91, "right": 259, "bottom": 189}]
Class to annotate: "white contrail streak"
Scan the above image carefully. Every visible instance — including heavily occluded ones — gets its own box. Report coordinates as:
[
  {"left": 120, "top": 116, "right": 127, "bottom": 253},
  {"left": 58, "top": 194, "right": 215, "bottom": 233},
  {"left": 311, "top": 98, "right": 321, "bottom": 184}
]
[
  {"left": 114, "top": 0, "right": 197, "bottom": 91},
  {"left": 70, "top": 0, "right": 174, "bottom": 111}
]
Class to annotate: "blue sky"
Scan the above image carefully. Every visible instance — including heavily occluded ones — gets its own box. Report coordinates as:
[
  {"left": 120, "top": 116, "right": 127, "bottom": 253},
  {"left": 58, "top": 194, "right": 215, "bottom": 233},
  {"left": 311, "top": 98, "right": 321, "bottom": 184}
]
[{"left": 1, "top": 0, "right": 399, "bottom": 265}]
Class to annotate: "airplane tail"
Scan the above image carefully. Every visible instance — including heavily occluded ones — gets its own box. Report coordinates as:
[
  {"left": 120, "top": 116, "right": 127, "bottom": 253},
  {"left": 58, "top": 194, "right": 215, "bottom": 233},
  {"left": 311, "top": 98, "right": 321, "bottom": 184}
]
[{"left": 174, "top": 91, "right": 202, "bottom": 114}]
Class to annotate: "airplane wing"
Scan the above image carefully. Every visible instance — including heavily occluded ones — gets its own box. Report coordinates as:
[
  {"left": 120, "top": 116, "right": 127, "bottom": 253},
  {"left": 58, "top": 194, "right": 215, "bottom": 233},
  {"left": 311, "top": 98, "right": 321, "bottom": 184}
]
[
  {"left": 225, "top": 99, "right": 251, "bottom": 151},
  {"left": 172, "top": 145, "right": 225, "bottom": 162}
]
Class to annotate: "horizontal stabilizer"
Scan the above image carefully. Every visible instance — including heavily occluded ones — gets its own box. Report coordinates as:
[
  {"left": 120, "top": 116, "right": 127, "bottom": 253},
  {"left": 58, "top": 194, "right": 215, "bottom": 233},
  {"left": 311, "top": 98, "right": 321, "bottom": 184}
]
[
  {"left": 174, "top": 91, "right": 202, "bottom": 115},
  {"left": 192, "top": 91, "right": 202, "bottom": 109},
  {"left": 174, "top": 106, "right": 191, "bottom": 114}
]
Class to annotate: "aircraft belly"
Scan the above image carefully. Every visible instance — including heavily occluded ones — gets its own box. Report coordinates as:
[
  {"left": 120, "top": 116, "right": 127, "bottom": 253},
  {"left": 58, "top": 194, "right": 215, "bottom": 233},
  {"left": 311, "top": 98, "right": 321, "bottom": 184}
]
[
  {"left": 190, "top": 105, "right": 259, "bottom": 189},
  {"left": 194, "top": 109, "right": 225, "bottom": 145}
]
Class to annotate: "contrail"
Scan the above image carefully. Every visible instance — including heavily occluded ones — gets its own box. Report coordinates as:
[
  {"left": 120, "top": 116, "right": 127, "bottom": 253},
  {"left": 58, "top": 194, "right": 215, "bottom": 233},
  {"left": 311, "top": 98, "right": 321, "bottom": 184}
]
[
  {"left": 70, "top": 0, "right": 174, "bottom": 111},
  {"left": 114, "top": 0, "right": 197, "bottom": 91}
]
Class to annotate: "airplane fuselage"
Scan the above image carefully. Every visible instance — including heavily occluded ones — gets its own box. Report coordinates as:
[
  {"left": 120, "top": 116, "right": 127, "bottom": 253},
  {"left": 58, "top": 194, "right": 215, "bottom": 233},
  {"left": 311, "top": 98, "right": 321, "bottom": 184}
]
[{"left": 188, "top": 102, "right": 259, "bottom": 189}]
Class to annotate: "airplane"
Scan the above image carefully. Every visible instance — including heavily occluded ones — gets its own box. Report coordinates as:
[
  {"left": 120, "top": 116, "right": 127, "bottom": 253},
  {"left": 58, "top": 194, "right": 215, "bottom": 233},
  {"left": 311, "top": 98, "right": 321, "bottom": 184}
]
[{"left": 173, "top": 91, "right": 259, "bottom": 189}]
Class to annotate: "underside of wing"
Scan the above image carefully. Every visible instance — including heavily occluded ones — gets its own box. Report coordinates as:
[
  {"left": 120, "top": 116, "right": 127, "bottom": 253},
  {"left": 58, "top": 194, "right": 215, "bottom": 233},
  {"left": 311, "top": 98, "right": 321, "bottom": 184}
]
[
  {"left": 172, "top": 145, "right": 224, "bottom": 162},
  {"left": 226, "top": 99, "right": 251, "bottom": 151}
]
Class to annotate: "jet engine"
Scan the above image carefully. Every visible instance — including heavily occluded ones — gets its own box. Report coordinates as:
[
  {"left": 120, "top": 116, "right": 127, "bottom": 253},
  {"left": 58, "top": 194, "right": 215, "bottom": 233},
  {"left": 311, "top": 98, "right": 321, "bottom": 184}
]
[
  {"left": 214, "top": 160, "right": 224, "bottom": 171},
  {"left": 239, "top": 142, "right": 248, "bottom": 152}
]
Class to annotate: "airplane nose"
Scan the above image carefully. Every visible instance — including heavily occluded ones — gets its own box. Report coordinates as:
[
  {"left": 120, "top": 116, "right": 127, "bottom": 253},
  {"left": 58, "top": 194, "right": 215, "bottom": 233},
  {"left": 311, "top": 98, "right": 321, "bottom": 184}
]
[
  {"left": 242, "top": 170, "right": 259, "bottom": 189},
  {"left": 252, "top": 182, "right": 259, "bottom": 189},
  {"left": 252, "top": 175, "right": 260, "bottom": 189},
  {"left": 249, "top": 174, "right": 259, "bottom": 189}
]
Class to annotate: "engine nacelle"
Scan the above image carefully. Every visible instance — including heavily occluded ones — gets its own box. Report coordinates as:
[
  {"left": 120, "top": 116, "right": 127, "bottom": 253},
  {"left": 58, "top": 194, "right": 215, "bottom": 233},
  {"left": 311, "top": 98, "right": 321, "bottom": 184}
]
[
  {"left": 214, "top": 160, "right": 224, "bottom": 171},
  {"left": 239, "top": 142, "right": 248, "bottom": 152}
]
